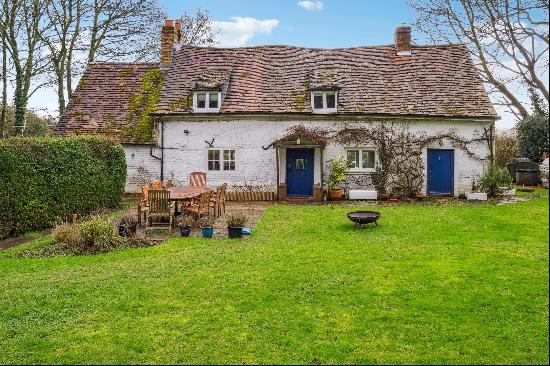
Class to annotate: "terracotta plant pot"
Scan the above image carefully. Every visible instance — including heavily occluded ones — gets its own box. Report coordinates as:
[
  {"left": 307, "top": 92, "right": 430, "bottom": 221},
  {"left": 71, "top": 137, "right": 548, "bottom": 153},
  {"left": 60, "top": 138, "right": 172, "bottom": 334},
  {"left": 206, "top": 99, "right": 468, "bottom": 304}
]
[
  {"left": 378, "top": 192, "right": 389, "bottom": 201},
  {"left": 415, "top": 192, "right": 424, "bottom": 201},
  {"left": 328, "top": 188, "right": 344, "bottom": 200}
]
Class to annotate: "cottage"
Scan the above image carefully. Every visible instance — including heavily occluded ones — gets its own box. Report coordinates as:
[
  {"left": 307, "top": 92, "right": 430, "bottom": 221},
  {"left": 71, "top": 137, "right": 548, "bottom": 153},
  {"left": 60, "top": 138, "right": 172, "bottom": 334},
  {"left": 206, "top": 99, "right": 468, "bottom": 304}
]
[{"left": 56, "top": 20, "right": 499, "bottom": 200}]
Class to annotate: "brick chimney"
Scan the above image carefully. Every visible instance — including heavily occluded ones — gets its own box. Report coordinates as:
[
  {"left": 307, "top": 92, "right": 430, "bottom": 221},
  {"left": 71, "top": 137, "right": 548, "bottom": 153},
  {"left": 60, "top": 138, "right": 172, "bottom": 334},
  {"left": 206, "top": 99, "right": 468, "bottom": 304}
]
[
  {"left": 395, "top": 25, "right": 412, "bottom": 56},
  {"left": 161, "top": 19, "right": 178, "bottom": 64}
]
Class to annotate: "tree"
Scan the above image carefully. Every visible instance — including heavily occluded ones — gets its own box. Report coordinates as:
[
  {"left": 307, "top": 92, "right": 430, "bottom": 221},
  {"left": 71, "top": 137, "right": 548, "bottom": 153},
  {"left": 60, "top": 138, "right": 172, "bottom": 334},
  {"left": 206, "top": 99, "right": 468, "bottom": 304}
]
[
  {"left": 84, "top": 0, "right": 165, "bottom": 65},
  {"left": 1, "top": 24, "right": 7, "bottom": 137},
  {"left": 409, "top": 0, "right": 549, "bottom": 119},
  {"left": 1, "top": 105, "right": 54, "bottom": 137},
  {"left": 40, "top": 0, "right": 83, "bottom": 115},
  {"left": 0, "top": 0, "right": 52, "bottom": 133},
  {"left": 38, "top": 0, "right": 165, "bottom": 116},
  {"left": 516, "top": 111, "right": 549, "bottom": 162},
  {"left": 177, "top": 8, "right": 218, "bottom": 47}
]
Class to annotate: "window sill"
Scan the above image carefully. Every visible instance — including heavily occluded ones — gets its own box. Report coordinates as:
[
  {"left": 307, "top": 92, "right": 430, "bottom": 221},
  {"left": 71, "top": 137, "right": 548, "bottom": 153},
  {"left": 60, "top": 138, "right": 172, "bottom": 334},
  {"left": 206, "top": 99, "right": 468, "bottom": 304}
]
[
  {"left": 193, "top": 108, "right": 220, "bottom": 113},
  {"left": 312, "top": 109, "right": 338, "bottom": 114},
  {"left": 347, "top": 170, "right": 375, "bottom": 174}
]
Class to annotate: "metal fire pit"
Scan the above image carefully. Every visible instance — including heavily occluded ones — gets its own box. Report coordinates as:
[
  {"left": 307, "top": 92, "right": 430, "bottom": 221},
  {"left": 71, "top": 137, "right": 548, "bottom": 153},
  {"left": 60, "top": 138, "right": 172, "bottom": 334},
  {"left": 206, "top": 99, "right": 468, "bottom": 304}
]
[{"left": 347, "top": 211, "right": 380, "bottom": 228}]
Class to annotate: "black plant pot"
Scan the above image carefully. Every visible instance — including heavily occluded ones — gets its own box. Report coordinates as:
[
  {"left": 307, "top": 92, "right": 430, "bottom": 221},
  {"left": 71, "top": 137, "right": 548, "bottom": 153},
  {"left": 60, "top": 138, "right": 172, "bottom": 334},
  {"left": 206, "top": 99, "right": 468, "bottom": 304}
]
[
  {"left": 118, "top": 223, "right": 137, "bottom": 237},
  {"left": 179, "top": 226, "right": 191, "bottom": 237},
  {"left": 227, "top": 226, "right": 243, "bottom": 239},
  {"left": 117, "top": 224, "right": 126, "bottom": 236}
]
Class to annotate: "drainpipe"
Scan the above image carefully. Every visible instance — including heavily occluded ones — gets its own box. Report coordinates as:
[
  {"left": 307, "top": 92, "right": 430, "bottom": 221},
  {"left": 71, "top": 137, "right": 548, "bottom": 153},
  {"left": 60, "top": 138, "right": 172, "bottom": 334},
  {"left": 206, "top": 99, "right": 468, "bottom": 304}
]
[
  {"left": 149, "top": 119, "right": 164, "bottom": 182},
  {"left": 160, "top": 120, "right": 165, "bottom": 181}
]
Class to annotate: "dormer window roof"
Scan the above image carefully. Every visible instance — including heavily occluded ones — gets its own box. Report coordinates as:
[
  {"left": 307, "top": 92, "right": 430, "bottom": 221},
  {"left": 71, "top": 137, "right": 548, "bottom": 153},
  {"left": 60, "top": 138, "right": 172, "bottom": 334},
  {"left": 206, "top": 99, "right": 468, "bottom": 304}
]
[
  {"left": 311, "top": 90, "right": 338, "bottom": 114},
  {"left": 193, "top": 90, "right": 221, "bottom": 113}
]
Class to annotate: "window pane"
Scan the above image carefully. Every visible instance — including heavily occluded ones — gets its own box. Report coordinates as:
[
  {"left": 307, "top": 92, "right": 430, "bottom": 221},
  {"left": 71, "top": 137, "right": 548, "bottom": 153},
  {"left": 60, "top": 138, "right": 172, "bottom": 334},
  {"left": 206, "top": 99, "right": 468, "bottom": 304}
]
[
  {"left": 313, "top": 93, "right": 323, "bottom": 109},
  {"left": 346, "top": 150, "right": 359, "bottom": 168},
  {"left": 362, "top": 150, "right": 375, "bottom": 169},
  {"left": 197, "top": 93, "right": 206, "bottom": 108},
  {"left": 326, "top": 92, "right": 336, "bottom": 108},
  {"left": 296, "top": 159, "right": 305, "bottom": 170},
  {"left": 208, "top": 92, "right": 218, "bottom": 108}
]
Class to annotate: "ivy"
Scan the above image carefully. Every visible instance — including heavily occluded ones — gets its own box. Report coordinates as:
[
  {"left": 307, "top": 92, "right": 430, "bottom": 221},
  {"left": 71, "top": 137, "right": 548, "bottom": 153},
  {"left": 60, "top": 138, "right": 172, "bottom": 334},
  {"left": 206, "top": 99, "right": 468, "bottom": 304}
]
[{"left": 126, "top": 68, "right": 163, "bottom": 144}]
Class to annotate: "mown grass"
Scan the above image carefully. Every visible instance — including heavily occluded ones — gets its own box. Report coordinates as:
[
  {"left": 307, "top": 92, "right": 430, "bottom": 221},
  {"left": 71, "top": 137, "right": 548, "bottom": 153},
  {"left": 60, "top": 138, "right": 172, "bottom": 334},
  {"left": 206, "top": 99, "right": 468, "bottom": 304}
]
[{"left": 0, "top": 197, "right": 548, "bottom": 364}]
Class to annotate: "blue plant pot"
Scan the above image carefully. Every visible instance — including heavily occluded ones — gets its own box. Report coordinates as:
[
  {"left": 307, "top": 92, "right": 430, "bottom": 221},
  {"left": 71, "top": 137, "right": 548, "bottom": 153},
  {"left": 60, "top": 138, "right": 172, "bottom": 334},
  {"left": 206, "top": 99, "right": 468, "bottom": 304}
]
[{"left": 201, "top": 227, "right": 214, "bottom": 238}]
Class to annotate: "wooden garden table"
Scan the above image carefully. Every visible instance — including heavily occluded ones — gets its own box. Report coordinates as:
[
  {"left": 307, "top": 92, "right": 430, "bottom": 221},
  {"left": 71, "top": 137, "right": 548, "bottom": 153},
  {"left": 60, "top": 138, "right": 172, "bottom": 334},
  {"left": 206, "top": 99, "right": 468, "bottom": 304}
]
[{"left": 167, "top": 186, "right": 210, "bottom": 212}]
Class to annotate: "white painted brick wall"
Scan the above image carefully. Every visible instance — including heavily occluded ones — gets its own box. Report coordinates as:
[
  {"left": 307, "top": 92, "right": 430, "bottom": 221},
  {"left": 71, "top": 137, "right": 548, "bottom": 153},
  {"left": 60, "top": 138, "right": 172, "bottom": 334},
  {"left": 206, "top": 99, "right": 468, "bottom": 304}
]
[
  {"left": 125, "top": 119, "right": 493, "bottom": 196},
  {"left": 122, "top": 144, "right": 161, "bottom": 193}
]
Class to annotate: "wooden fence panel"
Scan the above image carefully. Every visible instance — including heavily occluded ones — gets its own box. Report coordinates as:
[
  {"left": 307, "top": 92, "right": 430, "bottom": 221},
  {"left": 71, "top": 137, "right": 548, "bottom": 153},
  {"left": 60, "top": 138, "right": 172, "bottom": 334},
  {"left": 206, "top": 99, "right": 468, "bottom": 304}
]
[{"left": 225, "top": 191, "right": 276, "bottom": 201}]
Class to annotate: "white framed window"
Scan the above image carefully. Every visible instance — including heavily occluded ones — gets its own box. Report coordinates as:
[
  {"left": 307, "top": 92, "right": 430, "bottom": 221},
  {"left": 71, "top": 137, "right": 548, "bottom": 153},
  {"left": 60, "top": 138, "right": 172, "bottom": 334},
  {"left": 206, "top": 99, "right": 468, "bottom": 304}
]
[
  {"left": 193, "top": 91, "right": 221, "bottom": 113},
  {"left": 311, "top": 91, "right": 338, "bottom": 113},
  {"left": 208, "top": 149, "right": 220, "bottom": 170},
  {"left": 208, "top": 149, "right": 236, "bottom": 171},
  {"left": 223, "top": 149, "right": 235, "bottom": 171},
  {"left": 346, "top": 149, "right": 376, "bottom": 172}
]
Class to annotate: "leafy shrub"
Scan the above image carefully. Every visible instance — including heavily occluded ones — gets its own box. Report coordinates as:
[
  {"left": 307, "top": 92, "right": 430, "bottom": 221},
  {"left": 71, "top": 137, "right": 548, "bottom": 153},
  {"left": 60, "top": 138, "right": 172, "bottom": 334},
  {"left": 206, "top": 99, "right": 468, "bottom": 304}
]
[
  {"left": 78, "top": 216, "right": 117, "bottom": 248},
  {"left": 197, "top": 216, "right": 215, "bottom": 228},
  {"left": 0, "top": 136, "right": 126, "bottom": 239},
  {"left": 226, "top": 213, "right": 247, "bottom": 227},
  {"left": 20, "top": 217, "right": 152, "bottom": 257},
  {"left": 516, "top": 111, "right": 549, "bottom": 163},
  {"left": 325, "top": 155, "right": 352, "bottom": 189},
  {"left": 478, "top": 164, "right": 513, "bottom": 197},
  {"left": 176, "top": 215, "right": 194, "bottom": 227},
  {"left": 52, "top": 223, "right": 80, "bottom": 246}
]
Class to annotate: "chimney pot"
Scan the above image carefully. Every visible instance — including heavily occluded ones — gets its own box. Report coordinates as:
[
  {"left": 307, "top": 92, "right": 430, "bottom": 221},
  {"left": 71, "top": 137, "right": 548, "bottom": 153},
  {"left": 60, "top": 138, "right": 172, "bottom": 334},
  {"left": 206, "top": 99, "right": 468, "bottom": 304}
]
[
  {"left": 164, "top": 19, "right": 174, "bottom": 27},
  {"left": 175, "top": 20, "right": 182, "bottom": 31},
  {"left": 395, "top": 25, "right": 412, "bottom": 56}
]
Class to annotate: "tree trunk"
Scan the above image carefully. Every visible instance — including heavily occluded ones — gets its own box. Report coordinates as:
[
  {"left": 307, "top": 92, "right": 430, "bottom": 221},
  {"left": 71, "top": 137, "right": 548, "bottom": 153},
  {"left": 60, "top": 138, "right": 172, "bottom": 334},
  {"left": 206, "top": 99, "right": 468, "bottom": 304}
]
[
  {"left": 13, "top": 76, "right": 27, "bottom": 134},
  {"left": 0, "top": 31, "right": 7, "bottom": 138}
]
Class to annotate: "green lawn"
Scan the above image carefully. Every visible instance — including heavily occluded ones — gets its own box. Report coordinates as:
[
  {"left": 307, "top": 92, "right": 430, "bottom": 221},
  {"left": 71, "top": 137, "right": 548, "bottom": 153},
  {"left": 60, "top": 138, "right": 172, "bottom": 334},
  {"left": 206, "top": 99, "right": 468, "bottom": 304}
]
[{"left": 0, "top": 197, "right": 548, "bottom": 364}]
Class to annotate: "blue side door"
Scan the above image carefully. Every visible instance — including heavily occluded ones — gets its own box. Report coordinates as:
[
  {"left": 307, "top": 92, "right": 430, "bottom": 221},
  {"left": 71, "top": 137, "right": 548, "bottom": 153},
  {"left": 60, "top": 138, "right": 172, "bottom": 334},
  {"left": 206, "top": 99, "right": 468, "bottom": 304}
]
[
  {"left": 286, "top": 148, "right": 314, "bottom": 197},
  {"left": 427, "top": 149, "right": 454, "bottom": 195}
]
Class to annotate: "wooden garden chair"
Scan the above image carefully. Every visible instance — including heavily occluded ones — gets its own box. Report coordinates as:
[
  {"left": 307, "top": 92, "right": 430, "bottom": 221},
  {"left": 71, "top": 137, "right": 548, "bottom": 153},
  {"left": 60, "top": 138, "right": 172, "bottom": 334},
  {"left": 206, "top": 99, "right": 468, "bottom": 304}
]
[
  {"left": 189, "top": 172, "right": 207, "bottom": 187},
  {"left": 209, "top": 183, "right": 227, "bottom": 218},
  {"left": 137, "top": 184, "right": 150, "bottom": 226},
  {"left": 145, "top": 189, "right": 173, "bottom": 230},
  {"left": 151, "top": 179, "right": 164, "bottom": 189},
  {"left": 184, "top": 191, "right": 211, "bottom": 220}
]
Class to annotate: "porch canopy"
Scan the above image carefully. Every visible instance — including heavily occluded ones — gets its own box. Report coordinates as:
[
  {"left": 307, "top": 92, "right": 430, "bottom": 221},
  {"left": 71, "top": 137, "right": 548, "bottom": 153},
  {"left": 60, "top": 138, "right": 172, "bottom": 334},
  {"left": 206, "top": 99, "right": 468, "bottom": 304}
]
[{"left": 271, "top": 125, "right": 328, "bottom": 148}]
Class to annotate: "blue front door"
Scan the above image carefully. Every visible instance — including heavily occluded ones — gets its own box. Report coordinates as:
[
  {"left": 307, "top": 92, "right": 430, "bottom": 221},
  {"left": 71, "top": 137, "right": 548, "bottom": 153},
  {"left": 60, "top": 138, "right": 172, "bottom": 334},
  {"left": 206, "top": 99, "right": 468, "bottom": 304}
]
[
  {"left": 286, "top": 148, "right": 314, "bottom": 196},
  {"left": 427, "top": 149, "right": 454, "bottom": 195}
]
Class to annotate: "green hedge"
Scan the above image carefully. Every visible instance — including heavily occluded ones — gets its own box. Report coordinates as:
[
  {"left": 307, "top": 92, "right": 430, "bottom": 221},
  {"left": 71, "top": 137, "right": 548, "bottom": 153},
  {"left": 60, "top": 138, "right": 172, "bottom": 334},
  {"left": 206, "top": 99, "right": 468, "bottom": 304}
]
[{"left": 0, "top": 136, "right": 126, "bottom": 239}]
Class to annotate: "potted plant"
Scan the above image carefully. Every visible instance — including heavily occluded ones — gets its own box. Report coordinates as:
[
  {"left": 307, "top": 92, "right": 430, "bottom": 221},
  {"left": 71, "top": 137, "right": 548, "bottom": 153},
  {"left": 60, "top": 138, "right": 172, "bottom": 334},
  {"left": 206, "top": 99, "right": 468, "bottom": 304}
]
[
  {"left": 198, "top": 216, "right": 215, "bottom": 238},
  {"left": 325, "top": 155, "right": 351, "bottom": 200},
  {"left": 226, "top": 213, "right": 248, "bottom": 239},
  {"left": 415, "top": 192, "right": 425, "bottom": 201},
  {"left": 117, "top": 214, "right": 138, "bottom": 237},
  {"left": 371, "top": 165, "right": 389, "bottom": 200},
  {"left": 176, "top": 215, "right": 194, "bottom": 237}
]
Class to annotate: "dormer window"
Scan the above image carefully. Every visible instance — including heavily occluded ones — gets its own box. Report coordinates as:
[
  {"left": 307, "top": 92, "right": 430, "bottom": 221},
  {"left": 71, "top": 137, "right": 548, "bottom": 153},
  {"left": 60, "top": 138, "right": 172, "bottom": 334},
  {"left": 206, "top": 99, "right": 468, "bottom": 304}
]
[
  {"left": 311, "top": 91, "right": 337, "bottom": 113},
  {"left": 193, "top": 91, "right": 221, "bottom": 113}
]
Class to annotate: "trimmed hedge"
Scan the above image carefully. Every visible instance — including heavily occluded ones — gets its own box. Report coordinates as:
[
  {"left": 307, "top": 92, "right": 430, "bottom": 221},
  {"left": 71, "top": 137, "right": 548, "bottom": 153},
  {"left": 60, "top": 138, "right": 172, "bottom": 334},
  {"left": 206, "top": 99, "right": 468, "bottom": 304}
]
[{"left": 0, "top": 136, "right": 126, "bottom": 239}]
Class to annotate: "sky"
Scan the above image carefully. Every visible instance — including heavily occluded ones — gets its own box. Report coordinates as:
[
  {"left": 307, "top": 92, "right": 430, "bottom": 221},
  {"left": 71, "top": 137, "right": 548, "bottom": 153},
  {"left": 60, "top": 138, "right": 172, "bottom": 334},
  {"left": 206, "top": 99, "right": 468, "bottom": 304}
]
[{"left": 26, "top": 0, "right": 524, "bottom": 129}]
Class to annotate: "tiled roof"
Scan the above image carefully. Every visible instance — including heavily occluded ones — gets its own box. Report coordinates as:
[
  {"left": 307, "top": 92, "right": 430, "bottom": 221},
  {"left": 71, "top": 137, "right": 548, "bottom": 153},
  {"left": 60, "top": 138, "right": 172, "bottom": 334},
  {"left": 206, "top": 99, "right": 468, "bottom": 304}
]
[
  {"left": 157, "top": 44, "right": 498, "bottom": 118},
  {"left": 55, "top": 62, "right": 160, "bottom": 139}
]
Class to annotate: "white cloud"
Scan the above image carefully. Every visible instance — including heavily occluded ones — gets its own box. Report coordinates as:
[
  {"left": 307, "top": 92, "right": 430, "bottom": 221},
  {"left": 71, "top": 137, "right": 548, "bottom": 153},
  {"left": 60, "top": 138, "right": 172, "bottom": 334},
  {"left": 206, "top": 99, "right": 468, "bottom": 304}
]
[
  {"left": 298, "top": 1, "right": 323, "bottom": 11},
  {"left": 213, "top": 17, "right": 279, "bottom": 47}
]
